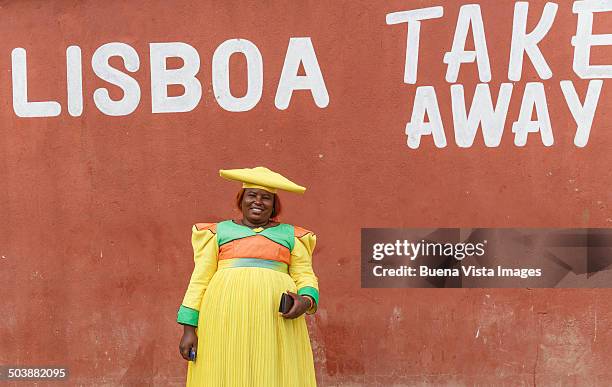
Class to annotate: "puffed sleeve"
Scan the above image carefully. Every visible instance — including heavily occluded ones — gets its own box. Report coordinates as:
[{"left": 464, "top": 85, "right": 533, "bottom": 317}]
[
  {"left": 176, "top": 224, "right": 219, "bottom": 326},
  {"left": 289, "top": 230, "right": 319, "bottom": 315}
]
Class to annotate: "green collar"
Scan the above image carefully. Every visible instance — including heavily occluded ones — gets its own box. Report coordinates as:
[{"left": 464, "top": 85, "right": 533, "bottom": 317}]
[{"left": 217, "top": 220, "right": 295, "bottom": 250}]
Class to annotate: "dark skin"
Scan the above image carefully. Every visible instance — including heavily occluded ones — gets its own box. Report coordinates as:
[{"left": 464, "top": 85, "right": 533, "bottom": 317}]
[{"left": 179, "top": 188, "right": 314, "bottom": 361}]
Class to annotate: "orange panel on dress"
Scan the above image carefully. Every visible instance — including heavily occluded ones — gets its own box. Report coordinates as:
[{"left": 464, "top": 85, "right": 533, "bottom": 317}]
[
  {"left": 195, "top": 223, "right": 217, "bottom": 233},
  {"left": 294, "top": 226, "right": 313, "bottom": 238},
  {"left": 218, "top": 235, "right": 290, "bottom": 264}
]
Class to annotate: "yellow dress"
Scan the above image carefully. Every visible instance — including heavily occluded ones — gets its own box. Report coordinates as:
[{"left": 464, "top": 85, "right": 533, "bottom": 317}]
[{"left": 177, "top": 220, "right": 319, "bottom": 387}]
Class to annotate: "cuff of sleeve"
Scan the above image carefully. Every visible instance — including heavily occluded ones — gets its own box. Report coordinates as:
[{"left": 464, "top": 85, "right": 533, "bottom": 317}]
[
  {"left": 177, "top": 305, "right": 199, "bottom": 326},
  {"left": 298, "top": 286, "right": 319, "bottom": 315}
]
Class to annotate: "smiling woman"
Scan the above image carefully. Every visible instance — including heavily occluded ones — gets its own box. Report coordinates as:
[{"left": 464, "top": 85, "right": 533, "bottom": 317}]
[
  {"left": 236, "top": 188, "right": 281, "bottom": 225},
  {"left": 177, "top": 166, "right": 319, "bottom": 387}
]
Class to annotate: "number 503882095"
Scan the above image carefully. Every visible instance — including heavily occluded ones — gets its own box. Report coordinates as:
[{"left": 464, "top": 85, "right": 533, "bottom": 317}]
[{"left": 0, "top": 366, "right": 68, "bottom": 380}]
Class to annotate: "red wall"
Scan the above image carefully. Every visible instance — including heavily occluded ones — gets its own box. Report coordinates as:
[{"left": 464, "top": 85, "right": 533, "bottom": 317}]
[{"left": 1, "top": 1, "right": 611, "bottom": 385}]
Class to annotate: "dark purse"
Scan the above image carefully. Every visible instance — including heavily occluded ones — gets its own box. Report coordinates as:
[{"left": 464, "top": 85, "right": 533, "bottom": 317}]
[{"left": 278, "top": 292, "right": 294, "bottom": 314}]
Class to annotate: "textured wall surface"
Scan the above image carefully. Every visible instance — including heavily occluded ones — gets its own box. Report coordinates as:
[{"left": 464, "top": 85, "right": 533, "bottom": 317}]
[{"left": 0, "top": 1, "right": 611, "bottom": 385}]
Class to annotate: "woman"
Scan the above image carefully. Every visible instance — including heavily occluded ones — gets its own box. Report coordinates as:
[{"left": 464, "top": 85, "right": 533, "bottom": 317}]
[{"left": 177, "top": 166, "right": 319, "bottom": 386}]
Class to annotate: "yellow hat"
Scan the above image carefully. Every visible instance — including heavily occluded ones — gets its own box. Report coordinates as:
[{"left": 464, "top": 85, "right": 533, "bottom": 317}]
[{"left": 219, "top": 167, "right": 306, "bottom": 194}]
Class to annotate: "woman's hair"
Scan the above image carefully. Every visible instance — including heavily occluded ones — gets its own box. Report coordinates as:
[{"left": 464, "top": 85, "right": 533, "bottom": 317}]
[{"left": 235, "top": 189, "right": 282, "bottom": 220}]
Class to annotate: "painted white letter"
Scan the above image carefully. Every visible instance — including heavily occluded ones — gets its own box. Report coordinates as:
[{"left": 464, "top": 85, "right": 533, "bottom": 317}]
[
  {"left": 405, "top": 86, "right": 447, "bottom": 148},
  {"left": 11, "top": 48, "right": 61, "bottom": 117},
  {"left": 451, "top": 83, "right": 513, "bottom": 147},
  {"left": 150, "top": 42, "right": 202, "bottom": 113},
  {"left": 92, "top": 42, "right": 141, "bottom": 116},
  {"left": 560, "top": 79, "right": 603, "bottom": 147},
  {"left": 275, "top": 37, "right": 329, "bottom": 110},
  {"left": 443, "top": 4, "right": 491, "bottom": 83},
  {"left": 66, "top": 46, "right": 83, "bottom": 117},
  {"left": 508, "top": 2, "right": 558, "bottom": 81},
  {"left": 512, "top": 82, "right": 554, "bottom": 146},
  {"left": 212, "top": 39, "right": 263, "bottom": 112},
  {"left": 572, "top": 1, "right": 612, "bottom": 78},
  {"left": 386, "top": 7, "right": 444, "bottom": 84}
]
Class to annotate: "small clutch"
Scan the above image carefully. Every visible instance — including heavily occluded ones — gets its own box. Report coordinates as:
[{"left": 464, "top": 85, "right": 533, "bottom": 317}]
[{"left": 278, "top": 292, "right": 294, "bottom": 314}]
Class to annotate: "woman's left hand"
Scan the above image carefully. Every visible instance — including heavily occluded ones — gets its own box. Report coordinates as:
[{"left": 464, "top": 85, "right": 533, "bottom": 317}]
[{"left": 281, "top": 291, "right": 312, "bottom": 319}]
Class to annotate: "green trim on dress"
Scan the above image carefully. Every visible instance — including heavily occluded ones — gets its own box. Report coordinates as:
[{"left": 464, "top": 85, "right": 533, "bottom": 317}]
[
  {"left": 216, "top": 220, "right": 294, "bottom": 250},
  {"left": 217, "top": 258, "right": 289, "bottom": 273},
  {"left": 177, "top": 305, "right": 199, "bottom": 327},
  {"left": 298, "top": 286, "right": 319, "bottom": 315}
]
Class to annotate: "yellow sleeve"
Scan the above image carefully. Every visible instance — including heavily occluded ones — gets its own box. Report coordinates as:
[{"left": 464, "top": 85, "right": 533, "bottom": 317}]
[
  {"left": 176, "top": 225, "right": 218, "bottom": 326},
  {"left": 290, "top": 232, "right": 319, "bottom": 315}
]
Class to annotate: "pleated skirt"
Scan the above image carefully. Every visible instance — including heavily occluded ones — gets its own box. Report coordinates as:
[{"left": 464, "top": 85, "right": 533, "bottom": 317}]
[{"left": 186, "top": 266, "right": 317, "bottom": 387}]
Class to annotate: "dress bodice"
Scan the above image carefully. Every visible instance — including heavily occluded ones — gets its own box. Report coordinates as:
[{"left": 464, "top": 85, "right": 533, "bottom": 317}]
[{"left": 216, "top": 220, "right": 295, "bottom": 265}]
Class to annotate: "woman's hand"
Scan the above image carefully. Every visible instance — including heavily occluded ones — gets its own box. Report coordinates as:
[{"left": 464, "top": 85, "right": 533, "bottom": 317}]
[
  {"left": 281, "top": 291, "right": 313, "bottom": 319},
  {"left": 179, "top": 325, "right": 198, "bottom": 361}
]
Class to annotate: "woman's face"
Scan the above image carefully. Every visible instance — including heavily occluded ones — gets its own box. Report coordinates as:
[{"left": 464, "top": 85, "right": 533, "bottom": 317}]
[{"left": 241, "top": 188, "right": 275, "bottom": 225}]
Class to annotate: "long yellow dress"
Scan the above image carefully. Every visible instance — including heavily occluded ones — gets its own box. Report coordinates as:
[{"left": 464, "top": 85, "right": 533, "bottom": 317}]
[{"left": 177, "top": 220, "right": 319, "bottom": 387}]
